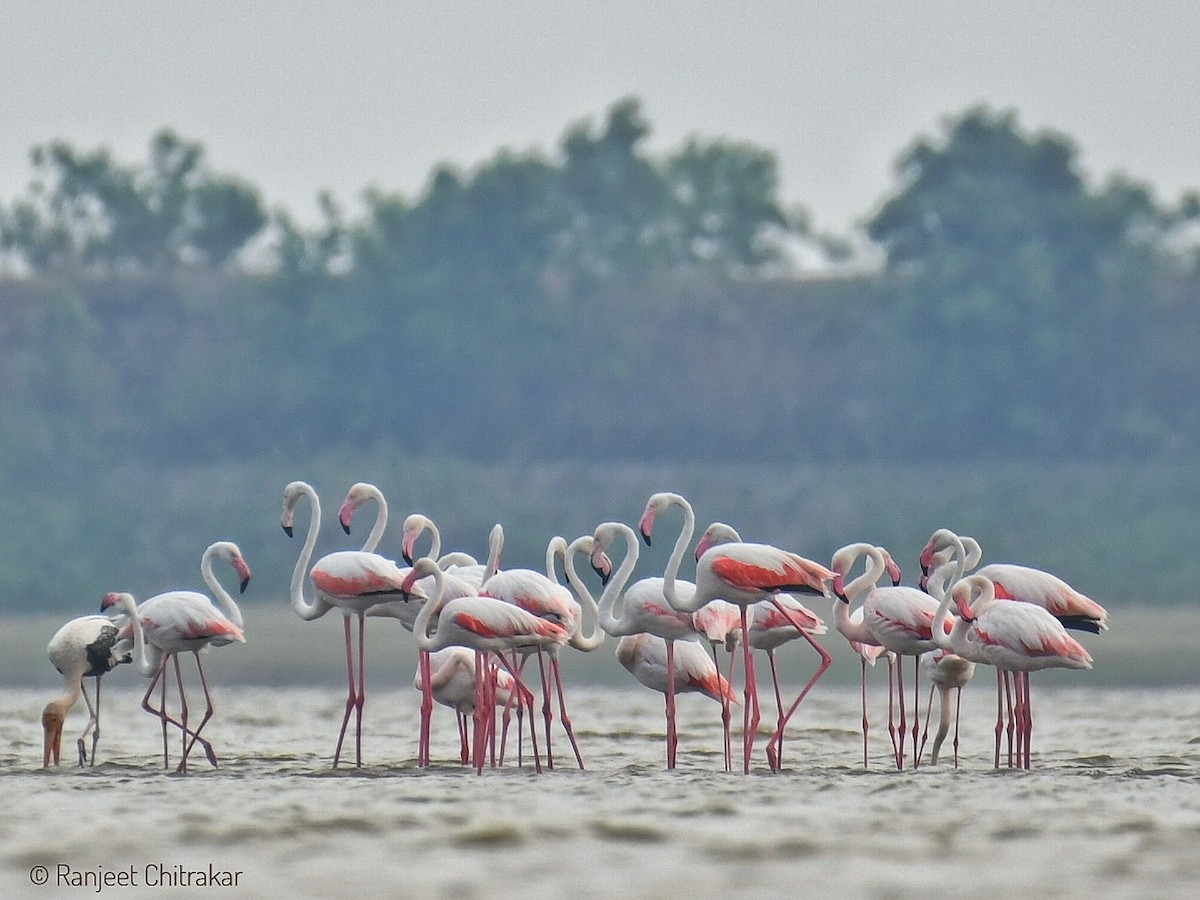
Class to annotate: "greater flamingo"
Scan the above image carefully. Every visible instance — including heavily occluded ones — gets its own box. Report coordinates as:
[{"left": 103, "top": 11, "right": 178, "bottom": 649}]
[
  {"left": 641, "top": 492, "right": 835, "bottom": 773},
  {"left": 41, "top": 613, "right": 132, "bottom": 767},
  {"left": 589, "top": 519, "right": 706, "bottom": 770},
  {"left": 401, "top": 556, "right": 570, "bottom": 774},
  {"left": 932, "top": 573, "right": 1092, "bottom": 768},
  {"left": 831, "top": 542, "right": 941, "bottom": 769},
  {"left": 917, "top": 648, "right": 975, "bottom": 767},
  {"left": 403, "top": 518, "right": 504, "bottom": 590},
  {"left": 100, "top": 541, "right": 249, "bottom": 773},
  {"left": 692, "top": 521, "right": 830, "bottom": 770},
  {"left": 616, "top": 633, "right": 737, "bottom": 755},
  {"left": 281, "top": 480, "right": 418, "bottom": 767}
]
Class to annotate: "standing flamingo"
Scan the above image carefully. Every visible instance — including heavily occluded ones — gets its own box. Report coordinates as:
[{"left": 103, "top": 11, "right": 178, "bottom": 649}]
[
  {"left": 401, "top": 556, "right": 570, "bottom": 774},
  {"left": 616, "top": 633, "right": 738, "bottom": 756},
  {"left": 414, "top": 647, "right": 516, "bottom": 765},
  {"left": 640, "top": 492, "right": 835, "bottom": 773},
  {"left": 41, "top": 613, "right": 133, "bottom": 767},
  {"left": 281, "top": 480, "right": 418, "bottom": 768},
  {"left": 692, "top": 521, "right": 830, "bottom": 770},
  {"left": 831, "top": 542, "right": 941, "bottom": 769},
  {"left": 932, "top": 573, "right": 1092, "bottom": 768},
  {"left": 918, "top": 648, "right": 975, "bottom": 767},
  {"left": 100, "top": 542, "right": 249, "bottom": 773},
  {"left": 589, "top": 520, "right": 707, "bottom": 770}
]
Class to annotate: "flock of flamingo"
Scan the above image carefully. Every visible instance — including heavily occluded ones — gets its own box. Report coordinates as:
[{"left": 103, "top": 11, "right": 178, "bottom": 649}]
[{"left": 40, "top": 481, "right": 1106, "bottom": 776}]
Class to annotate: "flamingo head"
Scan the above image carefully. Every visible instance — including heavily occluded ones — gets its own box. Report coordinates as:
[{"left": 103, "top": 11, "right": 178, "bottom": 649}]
[
  {"left": 878, "top": 547, "right": 902, "bottom": 587},
  {"left": 280, "top": 481, "right": 313, "bottom": 537},
  {"left": 399, "top": 559, "right": 435, "bottom": 602},
  {"left": 950, "top": 580, "right": 976, "bottom": 623},
  {"left": 638, "top": 507, "right": 657, "bottom": 546},
  {"left": 99, "top": 591, "right": 135, "bottom": 619},
  {"left": 591, "top": 549, "right": 613, "bottom": 586},
  {"left": 695, "top": 522, "right": 741, "bottom": 561},
  {"left": 338, "top": 482, "right": 377, "bottom": 536},
  {"left": 216, "top": 544, "right": 253, "bottom": 594}
]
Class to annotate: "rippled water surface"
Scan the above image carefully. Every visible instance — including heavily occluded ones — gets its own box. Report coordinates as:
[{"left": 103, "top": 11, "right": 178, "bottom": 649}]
[{"left": 3, "top": 680, "right": 1199, "bottom": 899}]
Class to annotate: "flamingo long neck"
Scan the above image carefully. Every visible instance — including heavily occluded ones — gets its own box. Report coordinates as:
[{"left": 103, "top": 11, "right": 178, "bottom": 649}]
[
  {"left": 423, "top": 518, "right": 442, "bottom": 561},
  {"left": 660, "top": 494, "right": 698, "bottom": 613},
  {"left": 564, "top": 537, "right": 604, "bottom": 651},
  {"left": 202, "top": 544, "right": 244, "bottom": 630},
  {"left": 361, "top": 487, "right": 388, "bottom": 553},
  {"left": 289, "top": 486, "right": 333, "bottom": 621},
  {"left": 833, "top": 544, "right": 883, "bottom": 644},
  {"left": 482, "top": 524, "right": 503, "bottom": 583},
  {"left": 596, "top": 524, "right": 641, "bottom": 636},
  {"left": 412, "top": 564, "right": 446, "bottom": 653}
]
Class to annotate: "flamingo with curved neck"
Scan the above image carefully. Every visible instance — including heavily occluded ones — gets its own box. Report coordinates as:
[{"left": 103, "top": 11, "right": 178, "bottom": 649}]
[
  {"left": 642, "top": 492, "right": 834, "bottom": 774},
  {"left": 280, "top": 480, "right": 418, "bottom": 768}
]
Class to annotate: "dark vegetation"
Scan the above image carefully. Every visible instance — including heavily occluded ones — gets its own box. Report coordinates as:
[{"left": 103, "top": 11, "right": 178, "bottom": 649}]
[{"left": 2, "top": 98, "right": 1198, "bottom": 614}]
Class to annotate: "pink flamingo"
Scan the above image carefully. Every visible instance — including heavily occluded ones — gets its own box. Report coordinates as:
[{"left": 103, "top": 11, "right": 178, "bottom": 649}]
[
  {"left": 616, "top": 633, "right": 738, "bottom": 753},
  {"left": 281, "top": 480, "right": 417, "bottom": 767},
  {"left": 831, "top": 542, "right": 941, "bottom": 769},
  {"left": 41, "top": 612, "right": 132, "bottom": 767},
  {"left": 932, "top": 573, "right": 1092, "bottom": 768},
  {"left": 100, "top": 541, "right": 249, "bottom": 773},
  {"left": 402, "top": 556, "right": 571, "bottom": 774},
  {"left": 692, "top": 521, "right": 830, "bottom": 769},
  {"left": 414, "top": 647, "right": 516, "bottom": 765},
  {"left": 589, "top": 519, "right": 706, "bottom": 770},
  {"left": 641, "top": 492, "right": 835, "bottom": 774}
]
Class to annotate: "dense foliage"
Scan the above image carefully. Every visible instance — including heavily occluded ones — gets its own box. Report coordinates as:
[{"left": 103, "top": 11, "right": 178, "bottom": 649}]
[{"left": 2, "top": 99, "right": 1198, "bottom": 611}]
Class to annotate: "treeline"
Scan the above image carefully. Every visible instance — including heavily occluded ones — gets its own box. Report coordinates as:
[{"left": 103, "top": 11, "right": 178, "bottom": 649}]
[{"left": 2, "top": 98, "right": 1199, "bottom": 490}]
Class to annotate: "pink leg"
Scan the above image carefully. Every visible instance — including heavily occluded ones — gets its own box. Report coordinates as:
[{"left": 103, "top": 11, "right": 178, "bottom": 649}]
[
  {"left": 860, "top": 658, "right": 870, "bottom": 768},
  {"left": 1004, "top": 670, "right": 1016, "bottom": 768},
  {"left": 354, "top": 613, "right": 366, "bottom": 767},
  {"left": 471, "top": 650, "right": 488, "bottom": 773},
  {"left": 418, "top": 649, "right": 433, "bottom": 766},
  {"left": 332, "top": 614, "right": 357, "bottom": 768},
  {"left": 708, "top": 642, "right": 733, "bottom": 773},
  {"left": 911, "top": 656, "right": 921, "bottom": 768},
  {"left": 763, "top": 598, "right": 832, "bottom": 772},
  {"left": 767, "top": 650, "right": 785, "bottom": 768},
  {"left": 457, "top": 711, "right": 470, "bottom": 765},
  {"left": 993, "top": 669, "right": 1004, "bottom": 768},
  {"left": 140, "top": 656, "right": 170, "bottom": 769},
  {"left": 895, "top": 657, "right": 907, "bottom": 770},
  {"left": 536, "top": 651, "right": 554, "bottom": 770},
  {"left": 952, "top": 686, "right": 964, "bottom": 768},
  {"left": 550, "top": 655, "right": 585, "bottom": 769},
  {"left": 740, "top": 607, "right": 761, "bottom": 774},
  {"left": 665, "top": 640, "right": 678, "bottom": 770},
  {"left": 173, "top": 655, "right": 189, "bottom": 774},
  {"left": 492, "top": 651, "right": 541, "bottom": 774},
  {"left": 180, "top": 652, "right": 219, "bottom": 770},
  {"left": 887, "top": 656, "right": 900, "bottom": 767},
  {"left": 1021, "top": 672, "right": 1033, "bottom": 769},
  {"left": 916, "top": 682, "right": 935, "bottom": 768}
]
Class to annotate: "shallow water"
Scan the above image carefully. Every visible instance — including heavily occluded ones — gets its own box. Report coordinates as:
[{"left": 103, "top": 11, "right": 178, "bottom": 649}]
[{"left": 3, "top": 677, "right": 1200, "bottom": 899}]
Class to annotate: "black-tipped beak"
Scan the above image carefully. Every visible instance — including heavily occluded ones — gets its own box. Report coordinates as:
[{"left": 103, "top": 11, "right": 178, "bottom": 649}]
[
  {"left": 341, "top": 521, "right": 351, "bottom": 536},
  {"left": 240, "top": 576, "right": 251, "bottom": 594},
  {"left": 282, "top": 524, "right": 294, "bottom": 538},
  {"left": 640, "top": 529, "right": 652, "bottom": 547},
  {"left": 591, "top": 562, "right": 611, "bottom": 586},
  {"left": 402, "top": 551, "right": 414, "bottom": 566}
]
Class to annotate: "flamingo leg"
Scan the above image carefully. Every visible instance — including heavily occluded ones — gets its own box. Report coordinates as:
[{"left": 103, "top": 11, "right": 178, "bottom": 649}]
[
  {"left": 78, "top": 676, "right": 98, "bottom": 766},
  {"left": 332, "top": 613, "right": 357, "bottom": 768},
  {"left": 471, "top": 650, "right": 488, "bottom": 773},
  {"left": 952, "top": 686, "right": 964, "bottom": 768},
  {"left": 354, "top": 613, "right": 366, "bottom": 768},
  {"left": 536, "top": 650, "right": 554, "bottom": 770},
  {"left": 917, "top": 682, "right": 936, "bottom": 767},
  {"left": 141, "top": 655, "right": 195, "bottom": 769},
  {"left": 1004, "top": 670, "right": 1016, "bottom": 768},
  {"left": 993, "top": 668, "right": 1004, "bottom": 768},
  {"left": 457, "top": 710, "right": 470, "bottom": 765},
  {"left": 911, "top": 656, "right": 921, "bottom": 768},
  {"left": 860, "top": 658, "right": 870, "bottom": 769},
  {"left": 767, "top": 650, "right": 785, "bottom": 768},
  {"left": 180, "top": 651, "right": 220, "bottom": 770},
  {"left": 497, "top": 651, "right": 541, "bottom": 774},
  {"left": 665, "top": 639, "right": 678, "bottom": 770},
  {"left": 763, "top": 599, "right": 832, "bottom": 772},
  {"left": 709, "top": 642, "right": 733, "bottom": 772},
  {"left": 417, "top": 648, "right": 433, "bottom": 767},
  {"left": 895, "top": 657, "right": 907, "bottom": 770},
  {"left": 887, "top": 655, "right": 900, "bottom": 768},
  {"left": 1021, "top": 672, "right": 1033, "bottom": 769},
  {"left": 173, "top": 655, "right": 189, "bottom": 774},
  {"left": 550, "top": 655, "right": 586, "bottom": 769},
  {"left": 739, "top": 607, "right": 761, "bottom": 774}
]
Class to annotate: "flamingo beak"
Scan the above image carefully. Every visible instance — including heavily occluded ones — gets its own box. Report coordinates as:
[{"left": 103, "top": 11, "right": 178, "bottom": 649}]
[
  {"left": 236, "top": 559, "right": 252, "bottom": 594},
  {"left": 402, "top": 539, "right": 415, "bottom": 566},
  {"left": 638, "top": 509, "right": 655, "bottom": 547},
  {"left": 832, "top": 573, "right": 848, "bottom": 603}
]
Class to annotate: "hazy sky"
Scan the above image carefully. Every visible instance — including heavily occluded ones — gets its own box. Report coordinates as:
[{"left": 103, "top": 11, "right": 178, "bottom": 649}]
[{"left": 2, "top": 1, "right": 1197, "bottom": 236}]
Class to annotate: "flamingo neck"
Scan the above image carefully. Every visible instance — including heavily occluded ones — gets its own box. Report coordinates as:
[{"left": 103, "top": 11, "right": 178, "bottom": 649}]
[
  {"left": 596, "top": 524, "right": 641, "bottom": 637},
  {"left": 660, "top": 494, "right": 697, "bottom": 613},
  {"left": 564, "top": 537, "right": 604, "bottom": 651},
  {"left": 360, "top": 488, "right": 388, "bottom": 553},
  {"left": 290, "top": 486, "right": 332, "bottom": 621},
  {"left": 832, "top": 544, "right": 883, "bottom": 644},
  {"left": 201, "top": 544, "right": 244, "bottom": 630},
  {"left": 412, "top": 565, "right": 446, "bottom": 653},
  {"left": 482, "top": 524, "right": 503, "bottom": 583}
]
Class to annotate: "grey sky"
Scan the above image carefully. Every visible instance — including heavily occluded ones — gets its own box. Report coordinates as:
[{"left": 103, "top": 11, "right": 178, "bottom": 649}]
[{"left": 2, "top": 1, "right": 1197, "bottom": 236}]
